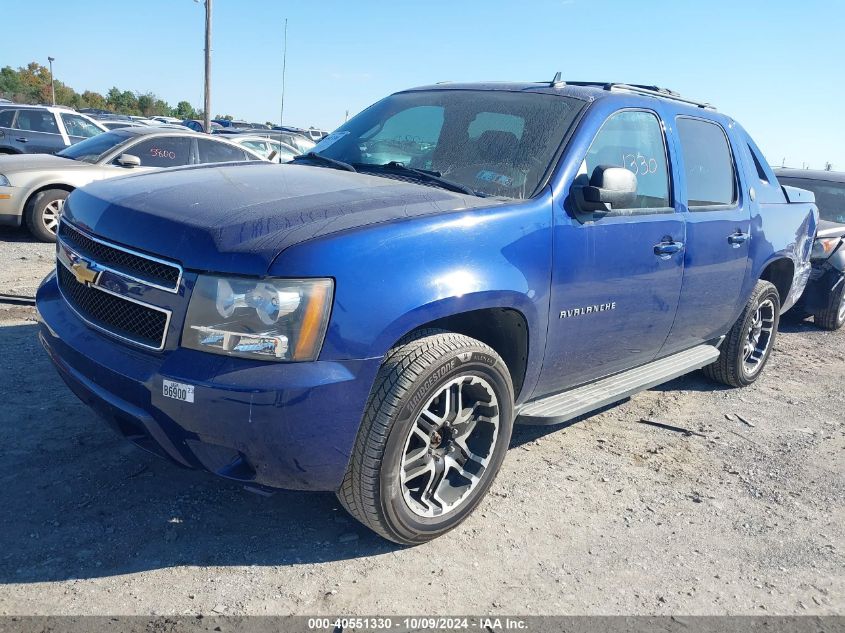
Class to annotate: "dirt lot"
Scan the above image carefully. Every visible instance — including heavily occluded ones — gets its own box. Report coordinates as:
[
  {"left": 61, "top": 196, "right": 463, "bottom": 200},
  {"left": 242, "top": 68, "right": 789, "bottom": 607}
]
[{"left": 0, "top": 229, "right": 842, "bottom": 616}]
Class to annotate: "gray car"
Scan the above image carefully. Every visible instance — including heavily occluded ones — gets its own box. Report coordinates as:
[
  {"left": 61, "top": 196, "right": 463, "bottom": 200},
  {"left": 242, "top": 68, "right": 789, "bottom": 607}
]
[
  {"left": 0, "top": 104, "right": 106, "bottom": 155},
  {"left": 0, "top": 127, "right": 265, "bottom": 241}
]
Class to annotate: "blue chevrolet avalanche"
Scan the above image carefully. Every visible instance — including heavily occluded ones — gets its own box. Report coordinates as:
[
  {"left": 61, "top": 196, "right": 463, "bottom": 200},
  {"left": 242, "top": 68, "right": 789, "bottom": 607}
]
[{"left": 36, "top": 81, "right": 818, "bottom": 543}]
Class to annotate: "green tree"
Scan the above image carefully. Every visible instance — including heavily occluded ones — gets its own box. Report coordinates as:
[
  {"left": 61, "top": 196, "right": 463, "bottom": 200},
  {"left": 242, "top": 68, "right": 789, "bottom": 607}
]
[{"left": 173, "top": 100, "right": 197, "bottom": 119}]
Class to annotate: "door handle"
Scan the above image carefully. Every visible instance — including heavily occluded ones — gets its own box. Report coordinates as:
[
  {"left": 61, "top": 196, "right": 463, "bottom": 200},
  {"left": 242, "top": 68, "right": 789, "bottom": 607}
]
[
  {"left": 15, "top": 137, "right": 28, "bottom": 143},
  {"left": 653, "top": 240, "right": 684, "bottom": 259},
  {"left": 728, "top": 231, "right": 749, "bottom": 247}
]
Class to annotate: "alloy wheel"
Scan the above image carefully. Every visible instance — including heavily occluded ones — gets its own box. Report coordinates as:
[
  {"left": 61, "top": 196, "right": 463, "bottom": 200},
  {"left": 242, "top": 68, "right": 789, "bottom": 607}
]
[
  {"left": 42, "top": 198, "right": 65, "bottom": 233},
  {"left": 742, "top": 298, "right": 776, "bottom": 376},
  {"left": 399, "top": 375, "right": 500, "bottom": 518}
]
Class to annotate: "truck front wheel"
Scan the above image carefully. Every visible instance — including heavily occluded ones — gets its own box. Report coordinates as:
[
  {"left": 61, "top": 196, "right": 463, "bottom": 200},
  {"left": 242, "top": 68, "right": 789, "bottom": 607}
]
[
  {"left": 703, "top": 280, "right": 781, "bottom": 387},
  {"left": 337, "top": 330, "right": 514, "bottom": 544}
]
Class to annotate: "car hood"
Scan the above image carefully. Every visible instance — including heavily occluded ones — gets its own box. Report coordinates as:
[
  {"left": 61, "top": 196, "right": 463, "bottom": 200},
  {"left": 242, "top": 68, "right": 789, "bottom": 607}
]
[
  {"left": 817, "top": 219, "right": 845, "bottom": 238},
  {"left": 0, "top": 153, "right": 93, "bottom": 176},
  {"left": 63, "top": 162, "right": 501, "bottom": 275}
]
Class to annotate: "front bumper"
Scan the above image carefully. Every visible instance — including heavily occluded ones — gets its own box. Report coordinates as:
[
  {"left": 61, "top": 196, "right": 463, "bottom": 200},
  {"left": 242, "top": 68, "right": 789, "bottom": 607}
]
[
  {"left": 36, "top": 272, "right": 381, "bottom": 491},
  {"left": 797, "top": 261, "right": 845, "bottom": 313},
  {"left": 0, "top": 185, "right": 25, "bottom": 226}
]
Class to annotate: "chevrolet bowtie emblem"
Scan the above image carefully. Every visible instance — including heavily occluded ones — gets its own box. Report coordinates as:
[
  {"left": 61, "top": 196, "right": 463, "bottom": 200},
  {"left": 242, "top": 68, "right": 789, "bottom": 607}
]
[{"left": 71, "top": 259, "right": 98, "bottom": 285}]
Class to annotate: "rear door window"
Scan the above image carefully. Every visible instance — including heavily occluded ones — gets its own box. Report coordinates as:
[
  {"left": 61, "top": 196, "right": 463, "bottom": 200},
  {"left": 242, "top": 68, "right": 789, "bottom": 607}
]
[
  {"left": 125, "top": 137, "right": 192, "bottom": 167},
  {"left": 14, "top": 110, "right": 60, "bottom": 134},
  {"left": 0, "top": 109, "right": 15, "bottom": 128},
  {"left": 197, "top": 138, "right": 251, "bottom": 163},
  {"left": 676, "top": 118, "right": 737, "bottom": 208}
]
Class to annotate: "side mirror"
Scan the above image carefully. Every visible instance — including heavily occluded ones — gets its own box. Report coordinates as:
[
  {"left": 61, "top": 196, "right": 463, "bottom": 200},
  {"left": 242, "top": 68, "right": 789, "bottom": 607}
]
[
  {"left": 115, "top": 153, "right": 141, "bottom": 168},
  {"left": 573, "top": 165, "right": 637, "bottom": 213}
]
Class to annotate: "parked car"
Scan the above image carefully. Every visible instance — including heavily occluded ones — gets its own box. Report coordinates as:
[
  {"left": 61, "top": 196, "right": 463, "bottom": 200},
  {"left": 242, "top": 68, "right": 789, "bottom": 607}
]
[
  {"left": 36, "top": 81, "right": 817, "bottom": 544},
  {"left": 306, "top": 128, "right": 328, "bottom": 141},
  {"left": 182, "top": 119, "right": 224, "bottom": 134},
  {"left": 0, "top": 104, "right": 106, "bottom": 155},
  {"left": 212, "top": 118, "right": 251, "bottom": 129},
  {"left": 0, "top": 127, "right": 263, "bottom": 241},
  {"left": 775, "top": 168, "right": 845, "bottom": 329},
  {"left": 150, "top": 116, "right": 183, "bottom": 125},
  {"left": 230, "top": 135, "right": 299, "bottom": 162},
  {"left": 99, "top": 120, "right": 147, "bottom": 130},
  {"left": 229, "top": 128, "right": 316, "bottom": 154}
]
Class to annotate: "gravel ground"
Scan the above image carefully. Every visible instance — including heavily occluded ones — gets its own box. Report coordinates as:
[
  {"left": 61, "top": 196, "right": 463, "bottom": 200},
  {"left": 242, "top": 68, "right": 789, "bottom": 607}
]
[
  {"left": 0, "top": 227, "right": 54, "bottom": 300},
  {"left": 0, "top": 231, "right": 842, "bottom": 616}
]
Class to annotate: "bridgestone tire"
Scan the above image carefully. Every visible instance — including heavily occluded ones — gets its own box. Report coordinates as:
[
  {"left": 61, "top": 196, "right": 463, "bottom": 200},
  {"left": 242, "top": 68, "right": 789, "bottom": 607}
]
[
  {"left": 26, "top": 189, "right": 67, "bottom": 242},
  {"left": 813, "top": 278, "right": 845, "bottom": 331},
  {"left": 703, "top": 280, "right": 780, "bottom": 388},
  {"left": 337, "top": 329, "right": 514, "bottom": 544}
]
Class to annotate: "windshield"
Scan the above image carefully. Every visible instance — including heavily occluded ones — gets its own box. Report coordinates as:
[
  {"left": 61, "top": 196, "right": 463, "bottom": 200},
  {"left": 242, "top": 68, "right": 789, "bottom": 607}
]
[
  {"left": 310, "top": 90, "right": 582, "bottom": 199},
  {"left": 57, "top": 131, "right": 129, "bottom": 163},
  {"left": 779, "top": 176, "right": 845, "bottom": 224}
]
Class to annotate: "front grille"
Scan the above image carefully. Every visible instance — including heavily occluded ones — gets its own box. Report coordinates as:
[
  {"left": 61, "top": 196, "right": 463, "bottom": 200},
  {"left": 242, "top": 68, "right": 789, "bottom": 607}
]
[
  {"left": 57, "top": 265, "right": 169, "bottom": 349},
  {"left": 58, "top": 222, "right": 181, "bottom": 291}
]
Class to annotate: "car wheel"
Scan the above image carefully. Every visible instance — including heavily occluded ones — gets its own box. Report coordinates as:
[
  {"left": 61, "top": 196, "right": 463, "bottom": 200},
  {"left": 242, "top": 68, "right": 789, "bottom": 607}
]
[
  {"left": 337, "top": 329, "right": 514, "bottom": 544},
  {"left": 26, "top": 189, "right": 68, "bottom": 242},
  {"left": 703, "top": 280, "right": 780, "bottom": 388},
  {"left": 813, "top": 277, "right": 845, "bottom": 331}
]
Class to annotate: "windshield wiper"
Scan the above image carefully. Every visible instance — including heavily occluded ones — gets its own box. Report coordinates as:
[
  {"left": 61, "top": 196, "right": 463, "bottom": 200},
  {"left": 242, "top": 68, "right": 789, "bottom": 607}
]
[
  {"left": 372, "top": 161, "right": 484, "bottom": 197},
  {"left": 291, "top": 152, "right": 356, "bottom": 172}
]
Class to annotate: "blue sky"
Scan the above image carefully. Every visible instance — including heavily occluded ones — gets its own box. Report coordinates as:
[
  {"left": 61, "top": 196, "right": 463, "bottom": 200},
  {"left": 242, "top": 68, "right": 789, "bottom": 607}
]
[{"left": 2, "top": 0, "right": 843, "bottom": 169}]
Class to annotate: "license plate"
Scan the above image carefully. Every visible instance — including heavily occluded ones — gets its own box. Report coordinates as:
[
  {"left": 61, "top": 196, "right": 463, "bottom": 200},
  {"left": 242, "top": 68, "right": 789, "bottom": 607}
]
[{"left": 162, "top": 379, "right": 194, "bottom": 403}]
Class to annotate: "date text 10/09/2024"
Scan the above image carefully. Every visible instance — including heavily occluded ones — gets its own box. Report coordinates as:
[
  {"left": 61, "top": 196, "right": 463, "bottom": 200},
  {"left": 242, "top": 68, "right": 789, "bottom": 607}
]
[{"left": 306, "top": 617, "right": 529, "bottom": 630}]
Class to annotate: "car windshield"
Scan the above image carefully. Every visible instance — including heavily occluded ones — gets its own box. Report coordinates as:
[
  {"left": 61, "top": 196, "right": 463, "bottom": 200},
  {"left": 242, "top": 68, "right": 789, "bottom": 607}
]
[
  {"left": 778, "top": 176, "right": 845, "bottom": 224},
  {"left": 310, "top": 89, "right": 582, "bottom": 199},
  {"left": 57, "top": 131, "right": 129, "bottom": 163}
]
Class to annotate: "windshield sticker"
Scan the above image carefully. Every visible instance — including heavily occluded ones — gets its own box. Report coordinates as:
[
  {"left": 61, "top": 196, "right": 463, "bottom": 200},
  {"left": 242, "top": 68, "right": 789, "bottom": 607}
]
[
  {"left": 476, "top": 170, "right": 513, "bottom": 187},
  {"left": 312, "top": 130, "right": 349, "bottom": 153}
]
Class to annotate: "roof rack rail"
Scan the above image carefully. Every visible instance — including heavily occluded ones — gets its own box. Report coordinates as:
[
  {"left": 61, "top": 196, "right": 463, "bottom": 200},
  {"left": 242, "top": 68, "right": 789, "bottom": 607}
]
[{"left": 560, "top": 81, "right": 715, "bottom": 110}]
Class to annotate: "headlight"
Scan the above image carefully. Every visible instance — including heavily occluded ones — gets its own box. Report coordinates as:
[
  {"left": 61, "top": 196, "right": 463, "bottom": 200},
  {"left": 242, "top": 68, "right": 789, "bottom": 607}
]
[
  {"left": 812, "top": 237, "right": 843, "bottom": 260},
  {"left": 0, "top": 174, "right": 10, "bottom": 187},
  {"left": 182, "top": 275, "right": 333, "bottom": 361}
]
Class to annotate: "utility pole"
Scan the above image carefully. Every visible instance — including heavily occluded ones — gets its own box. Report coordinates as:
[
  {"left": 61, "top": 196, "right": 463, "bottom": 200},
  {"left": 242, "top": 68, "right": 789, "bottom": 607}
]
[
  {"left": 203, "top": 0, "right": 212, "bottom": 133},
  {"left": 47, "top": 57, "right": 56, "bottom": 105},
  {"left": 280, "top": 18, "right": 288, "bottom": 128}
]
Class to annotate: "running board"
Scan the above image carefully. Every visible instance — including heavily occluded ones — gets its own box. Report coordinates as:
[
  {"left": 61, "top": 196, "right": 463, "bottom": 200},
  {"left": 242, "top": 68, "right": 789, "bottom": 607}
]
[{"left": 516, "top": 344, "right": 720, "bottom": 426}]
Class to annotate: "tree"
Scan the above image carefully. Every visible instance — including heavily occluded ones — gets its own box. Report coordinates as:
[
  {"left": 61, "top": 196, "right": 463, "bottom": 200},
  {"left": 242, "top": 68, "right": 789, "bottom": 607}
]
[
  {"left": 174, "top": 100, "right": 197, "bottom": 119},
  {"left": 0, "top": 61, "right": 208, "bottom": 122}
]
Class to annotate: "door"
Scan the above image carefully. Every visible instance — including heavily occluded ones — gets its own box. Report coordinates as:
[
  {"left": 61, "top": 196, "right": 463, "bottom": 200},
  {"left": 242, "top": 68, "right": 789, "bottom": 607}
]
[
  {"left": 535, "top": 109, "right": 685, "bottom": 397},
  {"left": 196, "top": 138, "right": 252, "bottom": 163},
  {"left": 659, "top": 117, "right": 751, "bottom": 355},
  {"left": 11, "top": 109, "right": 67, "bottom": 153},
  {"left": 118, "top": 136, "right": 193, "bottom": 169}
]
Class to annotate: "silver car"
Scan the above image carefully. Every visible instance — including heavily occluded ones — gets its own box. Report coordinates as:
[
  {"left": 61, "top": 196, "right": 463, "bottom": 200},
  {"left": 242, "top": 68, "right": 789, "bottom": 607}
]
[
  {"left": 230, "top": 135, "right": 301, "bottom": 163},
  {"left": 0, "top": 127, "right": 265, "bottom": 241}
]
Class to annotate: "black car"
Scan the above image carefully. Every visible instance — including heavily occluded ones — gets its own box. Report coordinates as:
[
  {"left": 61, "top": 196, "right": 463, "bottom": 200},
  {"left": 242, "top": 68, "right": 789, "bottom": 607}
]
[{"left": 775, "top": 168, "right": 845, "bottom": 330}]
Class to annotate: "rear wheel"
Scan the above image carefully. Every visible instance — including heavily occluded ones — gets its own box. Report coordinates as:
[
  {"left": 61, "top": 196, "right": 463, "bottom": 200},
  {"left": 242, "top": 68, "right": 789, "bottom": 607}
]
[
  {"left": 703, "top": 280, "right": 780, "bottom": 387},
  {"left": 813, "top": 277, "right": 845, "bottom": 330},
  {"left": 25, "top": 189, "right": 67, "bottom": 242},
  {"left": 337, "top": 330, "right": 514, "bottom": 544}
]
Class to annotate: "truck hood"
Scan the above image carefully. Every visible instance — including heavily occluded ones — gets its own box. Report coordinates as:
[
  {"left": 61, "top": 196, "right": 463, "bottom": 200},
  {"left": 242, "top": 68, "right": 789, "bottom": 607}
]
[{"left": 63, "top": 162, "right": 499, "bottom": 275}]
